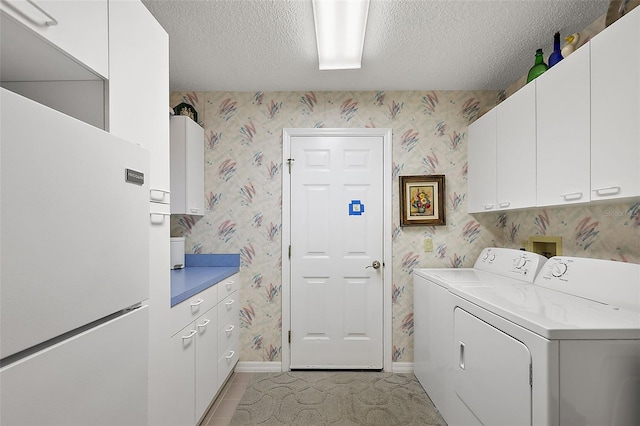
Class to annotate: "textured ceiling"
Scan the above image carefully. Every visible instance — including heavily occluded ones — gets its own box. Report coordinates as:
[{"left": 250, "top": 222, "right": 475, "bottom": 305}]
[{"left": 142, "top": 0, "right": 610, "bottom": 92}]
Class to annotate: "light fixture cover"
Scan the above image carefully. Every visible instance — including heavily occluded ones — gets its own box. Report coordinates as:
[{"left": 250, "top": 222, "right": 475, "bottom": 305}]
[{"left": 312, "top": 0, "right": 370, "bottom": 70}]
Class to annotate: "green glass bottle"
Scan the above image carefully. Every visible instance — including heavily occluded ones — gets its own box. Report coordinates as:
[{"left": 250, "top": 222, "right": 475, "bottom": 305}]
[{"left": 527, "top": 49, "right": 548, "bottom": 83}]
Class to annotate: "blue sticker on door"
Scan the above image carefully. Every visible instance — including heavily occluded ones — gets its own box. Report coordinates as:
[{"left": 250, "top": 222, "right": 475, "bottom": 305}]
[{"left": 349, "top": 200, "right": 364, "bottom": 216}]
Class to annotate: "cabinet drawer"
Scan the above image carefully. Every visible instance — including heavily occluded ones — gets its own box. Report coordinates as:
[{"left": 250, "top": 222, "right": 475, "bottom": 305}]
[
  {"left": 169, "top": 284, "right": 218, "bottom": 337},
  {"left": 217, "top": 275, "right": 238, "bottom": 303},
  {"left": 217, "top": 294, "right": 239, "bottom": 331},
  {"left": 217, "top": 347, "right": 239, "bottom": 390},
  {"left": 217, "top": 320, "right": 239, "bottom": 360},
  {"left": 0, "top": 0, "right": 108, "bottom": 79}
]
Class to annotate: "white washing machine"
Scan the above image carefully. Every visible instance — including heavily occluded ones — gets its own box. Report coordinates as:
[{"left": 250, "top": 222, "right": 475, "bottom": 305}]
[
  {"left": 413, "top": 247, "right": 548, "bottom": 423},
  {"left": 449, "top": 256, "right": 640, "bottom": 426}
]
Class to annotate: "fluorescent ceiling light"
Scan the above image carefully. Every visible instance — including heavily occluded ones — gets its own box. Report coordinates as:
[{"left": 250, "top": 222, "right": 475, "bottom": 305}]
[{"left": 312, "top": 0, "right": 370, "bottom": 70}]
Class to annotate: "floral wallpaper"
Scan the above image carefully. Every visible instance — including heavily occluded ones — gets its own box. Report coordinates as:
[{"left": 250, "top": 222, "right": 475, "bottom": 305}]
[{"left": 169, "top": 90, "right": 640, "bottom": 365}]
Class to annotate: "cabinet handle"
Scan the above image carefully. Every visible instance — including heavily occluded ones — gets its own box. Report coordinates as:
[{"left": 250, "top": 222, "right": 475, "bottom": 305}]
[
  {"left": 149, "top": 212, "right": 170, "bottom": 225},
  {"left": 150, "top": 189, "right": 170, "bottom": 202},
  {"left": 592, "top": 186, "right": 621, "bottom": 196},
  {"left": 483, "top": 204, "right": 494, "bottom": 210},
  {"left": 190, "top": 208, "right": 199, "bottom": 213},
  {"left": 190, "top": 298, "right": 205, "bottom": 307},
  {"left": 225, "top": 299, "right": 235, "bottom": 308},
  {"left": 499, "top": 202, "right": 511, "bottom": 208},
  {"left": 5, "top": 0, "right": 58, "bottom": 26},
  {"left": 561, "top": 192, "right": 583, "bottom": 201},
  {"left": 225, "top": 325, "right": 235, "bottom": 333},
  {"left": 197, "top": 319, "right": 211, "bottom": 329},
  {"left": 225, "top": 351, "right": 235, "bottom": 360},
  {"left": 226, "top": 281, "right": 234, "bottom": 291},
  {"left": 459, "top": 341, "right": 465, "bottom": 370},
  {"left": 182, "top": 330, "right": 197, "bottom": 340}
]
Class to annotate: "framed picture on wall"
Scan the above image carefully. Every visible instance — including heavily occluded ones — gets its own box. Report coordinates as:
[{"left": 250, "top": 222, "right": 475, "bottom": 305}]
[{"left": 399, "top": 175, "right": 446, "bottom": 226}]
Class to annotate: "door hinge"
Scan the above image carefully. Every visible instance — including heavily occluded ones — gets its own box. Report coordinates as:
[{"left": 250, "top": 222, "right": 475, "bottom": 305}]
[
  {"left": 286, "top": 158, "right": 295, "bottom": 173},
  {"left": 529, "top": 363, "right": 533, "bottom": 386},
  {"left": 288, "top": 330, "right": 291, "bottom": 344},
  {"left": 288, "top": 245, "right": 291, "bottom": 259}
]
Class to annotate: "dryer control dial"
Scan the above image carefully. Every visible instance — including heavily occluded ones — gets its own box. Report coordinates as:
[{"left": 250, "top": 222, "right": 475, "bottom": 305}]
[
  {"left": 551, "top": 262, "right": 568, "bottom": 278},
  {"left": 515, "top": 256, "right": 529, "bottom": 269}
]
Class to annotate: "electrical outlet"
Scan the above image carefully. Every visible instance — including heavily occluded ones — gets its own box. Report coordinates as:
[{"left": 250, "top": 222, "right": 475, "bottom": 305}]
[{"left": 423, "top": 238, "right": 433, "bottom": 253}]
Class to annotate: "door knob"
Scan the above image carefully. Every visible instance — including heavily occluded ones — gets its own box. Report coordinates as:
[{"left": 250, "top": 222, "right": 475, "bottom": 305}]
[{"left": 366, "top": 260, "right": 381, "bottom": 270}]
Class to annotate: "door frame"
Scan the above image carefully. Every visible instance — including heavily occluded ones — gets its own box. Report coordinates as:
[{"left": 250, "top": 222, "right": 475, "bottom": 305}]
[{"left": 281, "top": 127, "right": 393, "bottom": 371}]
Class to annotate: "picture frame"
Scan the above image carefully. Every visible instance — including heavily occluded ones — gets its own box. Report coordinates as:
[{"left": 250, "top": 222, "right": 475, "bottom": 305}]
[{"left": 399, "top": 175, "right": 446, "bottom": 226}]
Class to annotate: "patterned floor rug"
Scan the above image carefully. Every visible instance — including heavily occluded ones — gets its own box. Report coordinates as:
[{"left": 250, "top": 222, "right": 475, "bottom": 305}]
[{"left": 229, "top": 371, "right": 446, "bottom": 425}]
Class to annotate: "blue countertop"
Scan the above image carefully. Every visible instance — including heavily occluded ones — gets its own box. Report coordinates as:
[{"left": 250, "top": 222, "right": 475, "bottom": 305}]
[{"left": 170, "top": 254, "right": 240, "bottom": 307}]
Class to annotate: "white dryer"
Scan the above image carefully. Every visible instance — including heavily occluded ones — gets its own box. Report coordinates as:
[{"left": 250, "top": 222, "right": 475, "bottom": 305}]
[
  {"left": 413, "top": 247, "right": 547, "bottom": 423},
  {"left": 449, "top": 256, "right": 640, "bottom": 426}
]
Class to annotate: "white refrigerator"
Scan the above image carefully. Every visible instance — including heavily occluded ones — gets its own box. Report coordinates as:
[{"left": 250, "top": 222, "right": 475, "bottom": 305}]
[{"left": 0, "top": 88, "right": 150, "bottom": 425}]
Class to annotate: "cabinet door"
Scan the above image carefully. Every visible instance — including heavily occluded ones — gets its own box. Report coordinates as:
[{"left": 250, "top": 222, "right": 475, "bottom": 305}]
[
  {"left": 536, "top": 43, "right": 591, "bottom": 206},
  {"left": 153, "top": 322, "right": 196, "bottom": 426},
  {"left": 147, "top": 204, "right": 174, "bottom": 426},
  {"left": 195, "top": 306, "right": 218, "bottom": 421},
  {"left": 0, "top": 0, "right": 108, "bottom": 78},
  {"left": 170, "top": 116, "right": 205, "bottom": 215},
  {"left": 109, "top": 0, "right": 170, "bottom": 198},
  {"left": 591, "top": 7, "right": 640, "bottom": 200},
  {"left": 468, "top": 108, "right": 497, "bottom": 213},
  {"left": 496, "top": 82, "right": 536, "bottom": 210},
  {"left": 186, "top": 120, "right": 205, "bottom": 214}
]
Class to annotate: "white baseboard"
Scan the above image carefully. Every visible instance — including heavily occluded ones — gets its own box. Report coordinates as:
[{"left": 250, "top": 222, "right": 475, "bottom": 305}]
[
  {"left": 392, "top": 362, "right": 414, "bottom": 373},
  {"left": 235, "top": 361, "right": 283, "bottom": 373},
  {"left": 235, "top": 361, "right": 413, "bottom": 373}
]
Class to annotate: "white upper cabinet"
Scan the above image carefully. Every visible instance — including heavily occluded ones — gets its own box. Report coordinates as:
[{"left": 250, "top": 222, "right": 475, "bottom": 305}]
[
  {"left": 171, "top": 116, "right": 205, "bottom": 216},
  {"left": 590, "top": 6, "right": 640, "bottom": 201},
  {"left": 468, "top": 7, "right": 640, "bottom": 213},
  {"left": 0, "top": 0, "right": 108, "bottom": 80},
  {"left": 496, "top": 82, "right": 537, "bottom": 210},
  {"left": 536, "top": 40, "right": 591, "bottom": 206},
  {"left": 109, "top": 0, "right": 170, "bottom": 201},
  {"left": 468, "top": 83, "right": 536, "bottom": 213},
  {"left": 468, "top": 108, "right": 497, "bottom": 213}
]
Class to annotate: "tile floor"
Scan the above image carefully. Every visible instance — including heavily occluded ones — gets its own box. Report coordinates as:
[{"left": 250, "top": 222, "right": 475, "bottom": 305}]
[{"left": 199, "top": 372, "right": 254, "bottom": 426}]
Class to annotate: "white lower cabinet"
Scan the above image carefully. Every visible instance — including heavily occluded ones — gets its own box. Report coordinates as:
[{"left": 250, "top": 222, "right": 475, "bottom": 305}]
[{"left": 153, "top": 275, "right": 239, "bottom": 426}]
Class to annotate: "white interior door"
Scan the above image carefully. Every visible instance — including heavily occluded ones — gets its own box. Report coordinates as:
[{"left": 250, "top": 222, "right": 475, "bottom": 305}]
[{"left": 287, "top": 131, "right": 386, "bottom": 369}]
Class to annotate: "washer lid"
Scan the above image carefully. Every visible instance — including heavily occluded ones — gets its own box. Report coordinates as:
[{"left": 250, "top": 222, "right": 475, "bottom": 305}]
[{"left": 451, "top": 282, "right": 640, "bottom": 340}]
